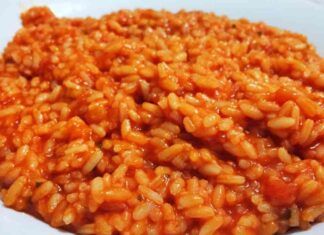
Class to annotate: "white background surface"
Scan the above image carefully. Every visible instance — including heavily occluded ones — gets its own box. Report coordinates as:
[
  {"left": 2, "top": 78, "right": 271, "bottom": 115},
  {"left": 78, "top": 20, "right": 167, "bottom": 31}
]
[{"left": 0, "top": 0, "right": 323, "bottom": 234}]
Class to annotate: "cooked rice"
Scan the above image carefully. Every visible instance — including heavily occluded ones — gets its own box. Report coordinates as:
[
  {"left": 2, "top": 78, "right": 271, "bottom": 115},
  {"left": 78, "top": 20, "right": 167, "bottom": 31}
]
[{"left": 0, "top": 6, "right": 323, "bottom": 235}]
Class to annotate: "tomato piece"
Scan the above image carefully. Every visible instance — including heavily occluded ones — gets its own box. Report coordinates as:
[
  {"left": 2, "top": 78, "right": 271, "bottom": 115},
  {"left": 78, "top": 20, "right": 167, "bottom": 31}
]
[
  {"left": 273, "top": 88, "right": 296, "bottom": 105},
  {"left": 263, "top": 177, "right": 297, "bottom": 206},
  {"left": 67, "top": 117, "right": 91, "bottom": 140}
]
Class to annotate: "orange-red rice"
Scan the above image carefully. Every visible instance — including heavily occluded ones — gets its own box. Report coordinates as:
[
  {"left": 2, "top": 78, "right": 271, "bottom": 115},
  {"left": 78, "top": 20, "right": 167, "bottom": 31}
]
[{"left": 0, "top": 6, "right": 323, "bottom": 235}]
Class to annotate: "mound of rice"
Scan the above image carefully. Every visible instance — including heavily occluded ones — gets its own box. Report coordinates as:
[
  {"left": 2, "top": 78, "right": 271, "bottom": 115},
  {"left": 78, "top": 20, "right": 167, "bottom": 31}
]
[{"left": 0, "top": 7, "right": 323, "bottom": 235}]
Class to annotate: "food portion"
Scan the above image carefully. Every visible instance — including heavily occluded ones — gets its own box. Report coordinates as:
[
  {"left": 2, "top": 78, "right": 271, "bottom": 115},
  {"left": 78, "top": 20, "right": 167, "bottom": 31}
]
[{"left": 0, "top": 6, "right": 323, "bottom": 235}]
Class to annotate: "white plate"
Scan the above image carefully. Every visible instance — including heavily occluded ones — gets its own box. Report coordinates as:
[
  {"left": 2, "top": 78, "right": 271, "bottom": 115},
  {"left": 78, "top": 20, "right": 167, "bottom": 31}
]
[{"left": 0, "top": 0, "right": 323, "bottom": 234}]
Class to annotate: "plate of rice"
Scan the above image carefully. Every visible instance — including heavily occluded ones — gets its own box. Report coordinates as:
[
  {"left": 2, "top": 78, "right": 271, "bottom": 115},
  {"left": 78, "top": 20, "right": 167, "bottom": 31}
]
[{"left": 0, "top": 0, "right": 323, "bottom": 234}]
